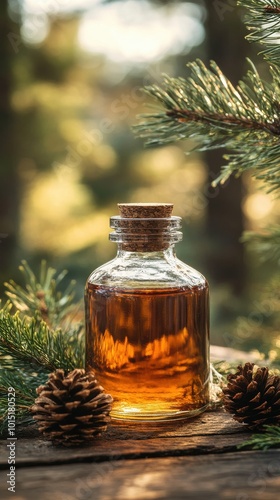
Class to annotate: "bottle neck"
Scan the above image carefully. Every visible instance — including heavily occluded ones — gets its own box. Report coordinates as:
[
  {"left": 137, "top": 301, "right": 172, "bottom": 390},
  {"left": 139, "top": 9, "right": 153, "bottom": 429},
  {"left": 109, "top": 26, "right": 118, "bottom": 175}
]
[
  {"left": 116, "top": 245, "right": 177, "bottom": 259},
  {"left": 109, "top": 216, "right": 182, "bottom": 253}
]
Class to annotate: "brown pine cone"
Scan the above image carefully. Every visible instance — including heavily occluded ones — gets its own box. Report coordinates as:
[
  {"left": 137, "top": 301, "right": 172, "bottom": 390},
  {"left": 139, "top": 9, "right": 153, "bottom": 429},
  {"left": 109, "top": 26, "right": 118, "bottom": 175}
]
[
  {"left": 222, "top": 362, "right": 280, "bottom": 430},
  {"left": 31, "top": 369, "right": 113, "bottom": 446}
]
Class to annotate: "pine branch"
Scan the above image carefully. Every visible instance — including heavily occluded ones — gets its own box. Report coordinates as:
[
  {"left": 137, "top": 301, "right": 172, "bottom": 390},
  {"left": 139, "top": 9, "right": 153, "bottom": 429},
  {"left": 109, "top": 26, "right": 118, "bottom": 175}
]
[
  {"left": 0, "top": 308, "right": 85, "bottom": 373},
  {"left": 135, "top": 59, "right": 280, "bottom": 190},
  {"left": 166, "top": 107, "right": 280, "bottom": 136},
  {"left": 265, "top": 6, "right": 280, "bottom": 14},
  {"left": 239, "top": 0, "right": 280, "bottom": 67},
  {"left": 238, "top": 425, "right": 280, "bottom": 450}
]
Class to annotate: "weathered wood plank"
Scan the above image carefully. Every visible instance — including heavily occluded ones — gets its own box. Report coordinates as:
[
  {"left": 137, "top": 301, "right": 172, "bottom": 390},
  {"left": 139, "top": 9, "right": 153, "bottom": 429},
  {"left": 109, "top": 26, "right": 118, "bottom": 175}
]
[
  {"left": 0, "top": 432, "right": 252, "bottom": 468},
  {"left": 1, "top": 451, "right": 280, "bottom": 500},
  {"left": 0, "top": 410, "right": 249, "bottom": 466}
]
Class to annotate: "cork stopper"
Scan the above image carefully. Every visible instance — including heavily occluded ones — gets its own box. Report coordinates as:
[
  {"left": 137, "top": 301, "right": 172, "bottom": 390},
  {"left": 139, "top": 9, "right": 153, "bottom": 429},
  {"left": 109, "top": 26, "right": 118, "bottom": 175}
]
[
  {"left": 118, "top": 203, "right": 173, "bottom": 219},
  {"left": 110, "top": 203, "right": 181, "bottom": 252}
]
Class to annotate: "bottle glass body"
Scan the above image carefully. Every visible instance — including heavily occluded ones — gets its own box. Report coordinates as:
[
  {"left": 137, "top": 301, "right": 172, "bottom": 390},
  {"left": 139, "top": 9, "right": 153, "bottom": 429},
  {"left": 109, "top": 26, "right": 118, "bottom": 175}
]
[{"left": 85, "top": 215, "right": 209, "bottom": 421}]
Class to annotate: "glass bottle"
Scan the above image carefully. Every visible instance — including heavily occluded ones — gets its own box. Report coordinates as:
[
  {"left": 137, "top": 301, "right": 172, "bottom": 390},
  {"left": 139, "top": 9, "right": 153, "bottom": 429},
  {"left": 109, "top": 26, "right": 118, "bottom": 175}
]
[{"left": 85, "top": 203, "right": 209, "bottom": 422}]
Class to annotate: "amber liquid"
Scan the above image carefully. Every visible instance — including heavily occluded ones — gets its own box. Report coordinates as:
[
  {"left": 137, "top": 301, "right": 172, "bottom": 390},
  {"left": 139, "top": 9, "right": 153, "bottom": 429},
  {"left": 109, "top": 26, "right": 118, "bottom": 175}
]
[{"left": 85, "top": 283, "right": 209, "bottom": 421}]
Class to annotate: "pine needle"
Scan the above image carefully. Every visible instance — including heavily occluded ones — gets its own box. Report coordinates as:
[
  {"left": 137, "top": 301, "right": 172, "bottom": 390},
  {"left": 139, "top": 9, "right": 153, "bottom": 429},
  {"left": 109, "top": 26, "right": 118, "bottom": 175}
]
[
  {"left": 240, "top": 0, "right": 280, "bottom": 67},
  {"left": 238, "top": 425, "right": 280, "bottom": 450},
  {"left": 0, "top": 309, "right": 84, "bottom": 373}
]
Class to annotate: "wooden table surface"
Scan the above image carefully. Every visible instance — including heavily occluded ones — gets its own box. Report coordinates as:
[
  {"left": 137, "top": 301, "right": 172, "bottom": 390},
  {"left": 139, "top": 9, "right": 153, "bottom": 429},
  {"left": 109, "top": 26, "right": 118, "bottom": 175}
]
[{"left": 1, "top": 408, "right": 280, "bottom": 500}]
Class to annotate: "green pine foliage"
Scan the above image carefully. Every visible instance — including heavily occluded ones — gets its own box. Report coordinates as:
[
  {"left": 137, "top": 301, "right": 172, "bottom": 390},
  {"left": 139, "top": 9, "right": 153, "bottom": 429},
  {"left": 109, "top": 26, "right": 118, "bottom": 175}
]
[
  {"left": 135, "top": 59, "right": 280, "bottom": 191},
  {"left": 243, "top": 0, "right": 280, "bottom": 67},
  {"left": 0, "top": 261, "right": 85, "bottom": 435},
  {"left": 238, "top": 425, "right": 280, "bottom": 450},
  {"left": 0, "top": 308, "right": 84, "bottom": 372}
]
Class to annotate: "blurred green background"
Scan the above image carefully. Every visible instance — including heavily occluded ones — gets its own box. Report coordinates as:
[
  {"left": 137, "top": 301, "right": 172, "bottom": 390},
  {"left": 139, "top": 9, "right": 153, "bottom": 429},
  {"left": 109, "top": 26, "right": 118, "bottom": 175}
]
[{"left": 0, "top": 0, "right": 279, "bottom": 351}]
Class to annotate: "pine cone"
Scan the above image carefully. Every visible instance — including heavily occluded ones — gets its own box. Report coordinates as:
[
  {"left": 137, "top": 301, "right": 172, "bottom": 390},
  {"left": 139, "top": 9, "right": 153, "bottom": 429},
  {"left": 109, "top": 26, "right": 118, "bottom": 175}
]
[
  {"left": 223, "top": 362, "right": 280, "bottom": 430},
  {"left": 31, "top": 369, "right": 113, "bottom": 446}
]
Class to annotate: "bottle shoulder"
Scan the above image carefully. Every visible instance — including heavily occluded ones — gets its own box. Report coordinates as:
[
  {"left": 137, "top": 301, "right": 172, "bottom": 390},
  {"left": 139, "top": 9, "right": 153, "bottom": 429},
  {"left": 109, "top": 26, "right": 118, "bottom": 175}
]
[{"left": 86, "top": 255, "right": 207, "bottom": 290}]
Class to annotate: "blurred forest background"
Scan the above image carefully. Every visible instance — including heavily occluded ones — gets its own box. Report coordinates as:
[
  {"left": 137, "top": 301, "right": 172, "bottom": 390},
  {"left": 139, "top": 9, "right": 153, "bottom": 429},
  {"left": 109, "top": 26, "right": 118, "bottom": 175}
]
[{"left": 0, "top": 0, "right": 279, "bottom": 351}]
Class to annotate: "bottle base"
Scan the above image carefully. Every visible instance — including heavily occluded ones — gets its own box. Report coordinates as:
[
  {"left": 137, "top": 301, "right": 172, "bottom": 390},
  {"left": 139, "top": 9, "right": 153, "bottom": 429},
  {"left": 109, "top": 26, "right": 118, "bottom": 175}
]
[{"left": 110, "top": 403, "right": 209, "bottom": 423}]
